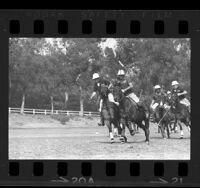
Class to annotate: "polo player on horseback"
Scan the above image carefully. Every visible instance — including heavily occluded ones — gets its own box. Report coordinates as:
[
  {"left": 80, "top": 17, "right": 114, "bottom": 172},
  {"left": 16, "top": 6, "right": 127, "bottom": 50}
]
[
  {"left": 112, "top": 69, "right": 149, "bottom": 119},
  {"left": 90, "top": 73, "right": 113, "bottom": 126},
  {"left": 150, "top": 85, "right": 163, "bottom": 112},
  {"left": 171, "top": 80, "right": 190, "bottom": 113}
]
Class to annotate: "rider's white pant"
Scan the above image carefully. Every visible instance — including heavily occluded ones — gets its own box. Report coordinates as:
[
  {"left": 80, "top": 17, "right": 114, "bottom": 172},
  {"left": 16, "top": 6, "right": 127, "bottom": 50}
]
[
  {"left": 180, "top": 98, "right": 190, "bottom": 107},
  {"left": 151, "top": 103, "right": 159, "bottom": 110},
  {"left": 127, "top": 93, "right": 140, "bottom": 103}
]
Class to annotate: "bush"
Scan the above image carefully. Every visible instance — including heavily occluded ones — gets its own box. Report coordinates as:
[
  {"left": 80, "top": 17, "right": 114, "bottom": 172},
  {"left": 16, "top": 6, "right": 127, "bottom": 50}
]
[{"left": 50, "top": 114, "right": 70, "bottom": 125}]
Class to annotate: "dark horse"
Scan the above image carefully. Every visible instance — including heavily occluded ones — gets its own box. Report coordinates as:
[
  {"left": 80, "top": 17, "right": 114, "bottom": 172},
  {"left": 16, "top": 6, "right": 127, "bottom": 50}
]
[
  {"left": 112, "top": 86, "right": 150, "bottom": 143},
  {"left": 100, "top": 85, "right": 121, "bottom": 143},
  {"left": 170, "top": 95, "right": 191, "bottom": 137},
  {"left": 154, "top": 96, "right": 175, "bottom": 139}
]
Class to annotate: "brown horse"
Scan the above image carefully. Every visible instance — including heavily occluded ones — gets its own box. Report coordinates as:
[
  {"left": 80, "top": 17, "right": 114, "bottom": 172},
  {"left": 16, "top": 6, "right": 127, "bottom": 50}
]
[
  {"left": 154, "top": 99, "right": 175, "bottom": 139},
  {"left": 100, "top": 84, "right": 122, "bottom": 143},
  {"left": 170, "top": 95, "right": 191, "bottom": 138},
  {"left": 112, "top": 86, "right": 150, "bottom": 143}
]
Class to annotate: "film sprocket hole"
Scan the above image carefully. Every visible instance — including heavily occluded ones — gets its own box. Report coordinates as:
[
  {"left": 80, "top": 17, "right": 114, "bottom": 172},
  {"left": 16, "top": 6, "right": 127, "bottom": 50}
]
[{"left": 0, "top": 10, "right": 198, "bottom": 187}]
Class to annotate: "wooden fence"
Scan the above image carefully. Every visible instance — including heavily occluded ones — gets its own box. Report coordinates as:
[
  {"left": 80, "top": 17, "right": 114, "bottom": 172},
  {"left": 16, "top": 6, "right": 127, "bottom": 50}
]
[
  {"left": 9, "top": 107, "right": 155, "bottom": 122},
  {"left": 8, "top": 107, "right": 100, "bottom": 117}
]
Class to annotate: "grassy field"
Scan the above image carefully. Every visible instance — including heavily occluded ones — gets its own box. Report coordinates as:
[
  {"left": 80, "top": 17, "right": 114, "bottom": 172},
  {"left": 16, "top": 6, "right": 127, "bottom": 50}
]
[{"left": 9, "top": 113, "right": 190, "bottom": 160}]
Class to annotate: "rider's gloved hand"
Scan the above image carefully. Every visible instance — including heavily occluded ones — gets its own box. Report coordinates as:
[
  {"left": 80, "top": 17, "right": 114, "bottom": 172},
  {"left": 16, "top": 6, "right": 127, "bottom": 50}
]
[{"left": 115, "top": 102, "right": 119, "bottom": 106}]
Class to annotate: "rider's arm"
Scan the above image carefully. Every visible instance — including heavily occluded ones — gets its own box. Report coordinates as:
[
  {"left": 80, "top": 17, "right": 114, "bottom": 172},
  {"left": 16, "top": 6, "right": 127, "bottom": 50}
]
[
  {"left": 122, "top": 82, "right": 133, "bottom": 93},
  {"left": 90, "top": 92, "right": 97, "bottom": 99},
  {"left": 108, "top": 93, "right": 119, "bottom": 106},
  {"left": 177, "top": 89, "right": 187, "bottom": 96},
  {"left": 99, "top": 99, "right": 103, "bottom": 112},
  {"left": 150, "top": 95, "right": 156, "bottom": 107},
  {"left": 108, "top": 82, "right": 113, "bottom": 89},
  {"left": 90, "top": 82, "right": 98, "bottom": 99},
  {"left": 150, "top": 99, "right": 155, "bottom": 107}
]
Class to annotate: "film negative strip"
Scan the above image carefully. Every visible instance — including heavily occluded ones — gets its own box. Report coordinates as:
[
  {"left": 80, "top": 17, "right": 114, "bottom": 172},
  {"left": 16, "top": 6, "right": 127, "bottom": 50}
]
[{"left": 0, "top": 10, "right": 199, "bottom": 186}]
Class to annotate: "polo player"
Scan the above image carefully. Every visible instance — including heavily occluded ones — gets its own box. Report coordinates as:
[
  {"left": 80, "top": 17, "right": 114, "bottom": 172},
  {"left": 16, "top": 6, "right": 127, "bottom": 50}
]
[
  {"left": 90, "top": 73, "right": 111, "bottom": 126},
  {"left": 150, "top": 85, "right": 163, "bottom": 112},
  {"left": 112, "top": 69, "right": 149, "bottom": 118},
  {"left": 171, "top": 80, "right": 190, "bottom": 112}
]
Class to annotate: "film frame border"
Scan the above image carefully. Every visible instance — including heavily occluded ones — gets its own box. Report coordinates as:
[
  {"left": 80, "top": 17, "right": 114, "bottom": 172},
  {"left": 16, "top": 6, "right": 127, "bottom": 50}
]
[{"left": 0, "top": 10, "right": 199, "bottom": 186}]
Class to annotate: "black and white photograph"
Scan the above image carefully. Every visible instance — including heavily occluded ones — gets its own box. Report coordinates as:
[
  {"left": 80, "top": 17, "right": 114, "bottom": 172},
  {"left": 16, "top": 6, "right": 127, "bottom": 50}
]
[{"left": 9, "top": 38, "right": 191, "bottom": 160}]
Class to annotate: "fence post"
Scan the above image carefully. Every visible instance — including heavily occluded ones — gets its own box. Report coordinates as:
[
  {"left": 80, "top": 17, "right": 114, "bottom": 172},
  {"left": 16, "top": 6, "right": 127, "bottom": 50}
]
[
  {"left": 33, "top": 109, "right": 35, "bottom": 115},
  {"left": 9, "top": 107, "right": 11, "bottom": 114},
  {"left": 67, "top": 111, "right": 69, "bottom": 116},
  {"left": 89, "top": 112, "right": 92, "bottom": 116},
  {"left": 44, "top": 110, "right": 47, "bottom": 115},
  {"left": 56, "top": 110, "right": 58, "bottom": 114}
]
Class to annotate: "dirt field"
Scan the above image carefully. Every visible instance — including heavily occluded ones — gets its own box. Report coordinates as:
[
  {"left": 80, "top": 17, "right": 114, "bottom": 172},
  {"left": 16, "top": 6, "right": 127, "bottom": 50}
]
[{"left": 9, "top": 114, "right": 190, "bottom": 160}]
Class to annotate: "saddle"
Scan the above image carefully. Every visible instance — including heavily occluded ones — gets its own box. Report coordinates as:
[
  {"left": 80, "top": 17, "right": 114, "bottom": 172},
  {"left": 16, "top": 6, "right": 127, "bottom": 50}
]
[{"left": 126, "top": 95, "right": 141, "bottom": 110}]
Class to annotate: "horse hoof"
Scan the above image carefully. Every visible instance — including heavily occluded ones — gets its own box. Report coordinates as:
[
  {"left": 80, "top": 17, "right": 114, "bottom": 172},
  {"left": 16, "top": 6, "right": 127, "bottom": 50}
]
[
  {"left": 120, "top": 137, "right": 125, "bottom": 143},
  {"left": 111, "top": 139, "right": 114, "bottom": 143},
  {"left": 145, "top": 141, "right": 149, "bottom": 144}
]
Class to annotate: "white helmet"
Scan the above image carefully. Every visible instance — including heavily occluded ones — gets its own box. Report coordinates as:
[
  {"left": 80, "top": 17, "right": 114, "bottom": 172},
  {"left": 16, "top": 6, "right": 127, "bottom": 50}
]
[
  {"left": 167, "top": 91, "right": 171, "bottom": 94},
  {"left": 154, "top": 85, "right": 161, "bottom": 89},
  {"left": 171, "top": 80, "right": 179, "bottom": 86},
  {"left": 117, "top": 69, "right": 125, "bottom": 76},
  {"left": 92, "top": 73, "right": 100, "bottom": 80}
]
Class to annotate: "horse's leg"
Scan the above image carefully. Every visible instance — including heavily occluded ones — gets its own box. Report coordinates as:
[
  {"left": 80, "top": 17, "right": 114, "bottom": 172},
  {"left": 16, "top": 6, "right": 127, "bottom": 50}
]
[
  {"left": 117, "top": 121, "right": 122, "bottom": 137},
  {"left": 113, "top": 123, "right": 118, "bottom": 137},
  {"left": 138, "top": 120, "right": 149, "bottom": 143},
  {"left": 126, "top": 120, "right": 135, "bottom": 136},
  {"left": 119, "top": 119, "right": 127, "bottom": 143},
  {"left": 113, "top": 119, "right": 120, "bottom": 137},
  {"left": 186, "top": 117, "right": 191, "bottom": 133},
  {"left": 158, "top": 126, "right": 161, "bottom": 133},
  {"left": 144, "top": 118, "right": 150, "bottom": 142},
  {"left": 136, "top": 124, "right": 139, "bottom": 133},
  {"left": 105, "top": 120, "right": 114, "bottom": 143},
  {"left": 114, "top": 127, "right": 118, "bottom": 136},
  {"left": 178, "top": 120, "right": 184, "bottom": 138},
  {"left": 160, "top": 122, "right": 165, "bottom": 139},
  {"left": 166, "top": 122, "right": 170, "bottom": 139},
  {"left": 174, "top": 117, "right": 178, "bottom": 133}
]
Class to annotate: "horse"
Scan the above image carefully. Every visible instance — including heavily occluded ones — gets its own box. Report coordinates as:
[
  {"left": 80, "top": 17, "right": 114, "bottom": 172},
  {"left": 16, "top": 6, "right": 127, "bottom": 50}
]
[
  {"left": 154, "top": 96, "right": 175, "bottom": 139},
  {"left": 112, "top": 86, "right": 150, "bottom": 143},
  {"left": 100, "top": 84, "right": 122, "bottom": 143},
  {"left": 170, "top": 95, "right": 191, "bottom": 138}
]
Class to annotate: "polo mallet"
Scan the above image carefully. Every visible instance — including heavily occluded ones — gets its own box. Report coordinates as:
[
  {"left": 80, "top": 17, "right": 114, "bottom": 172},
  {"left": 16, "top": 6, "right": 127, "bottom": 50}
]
[{"left": 157, "top": 107, "right": 171, "bottom": 127}]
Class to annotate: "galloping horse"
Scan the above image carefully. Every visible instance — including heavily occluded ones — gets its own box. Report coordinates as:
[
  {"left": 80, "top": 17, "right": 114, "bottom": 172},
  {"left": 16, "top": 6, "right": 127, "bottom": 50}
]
[
  {"left": 154, "top": 96, "right": 175, "bottom": 139},
  {"left": 112, "top": 86, "right": 150, "bottom": 143},
  {"left": 100, "top": 84, "right": 121, "bottom": 143},
  {"left": 170, "top": 95, "right": 191, "bottom": 137}
]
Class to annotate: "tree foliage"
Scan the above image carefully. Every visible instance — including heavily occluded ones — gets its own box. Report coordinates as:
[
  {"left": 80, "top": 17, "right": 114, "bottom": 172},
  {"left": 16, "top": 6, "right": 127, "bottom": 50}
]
[{"left": 9, "top": 38, "right": 190, "bottom": 111}]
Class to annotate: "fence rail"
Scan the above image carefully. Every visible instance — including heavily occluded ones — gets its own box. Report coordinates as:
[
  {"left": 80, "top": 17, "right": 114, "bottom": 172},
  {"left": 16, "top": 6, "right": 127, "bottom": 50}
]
[
  {"left": 9, "top": 107, "right": 155, "bottom": 121},
  {"left": 8, "top": 107, "right": 100, "bottom": 117}
]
